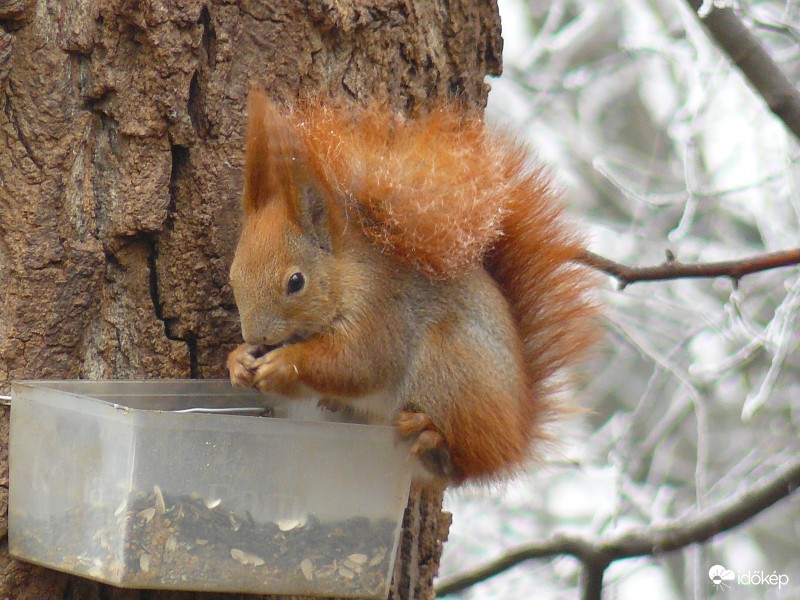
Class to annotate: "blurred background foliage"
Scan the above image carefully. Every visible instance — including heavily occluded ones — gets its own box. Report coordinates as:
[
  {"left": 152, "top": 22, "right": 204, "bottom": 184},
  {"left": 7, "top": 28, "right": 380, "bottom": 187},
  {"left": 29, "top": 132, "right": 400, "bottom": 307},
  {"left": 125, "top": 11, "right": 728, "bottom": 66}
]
[{"left": 439, "top": 1, "right": 800, "bottom": 598}]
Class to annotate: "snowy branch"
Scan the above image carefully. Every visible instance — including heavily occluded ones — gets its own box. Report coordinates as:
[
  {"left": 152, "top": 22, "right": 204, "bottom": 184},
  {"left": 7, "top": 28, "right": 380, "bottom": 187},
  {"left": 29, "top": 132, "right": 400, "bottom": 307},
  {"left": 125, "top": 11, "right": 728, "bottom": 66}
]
[
  {"left": 685, "top": 0, "right": 800, "bottom": 142},
  {"left": 436, "top": 457, "right": 800, "bottom": 599},
  {"left": 578, "top": 248, "right": 800, "bottom": 290}
]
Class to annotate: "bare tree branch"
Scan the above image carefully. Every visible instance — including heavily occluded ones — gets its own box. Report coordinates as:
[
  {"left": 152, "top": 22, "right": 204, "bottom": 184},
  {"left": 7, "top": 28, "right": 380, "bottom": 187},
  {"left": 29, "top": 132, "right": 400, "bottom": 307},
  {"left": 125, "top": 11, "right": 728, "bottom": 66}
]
[
  {"left": 436, "top": 458, "right": 800, "bottom": 597},
  {"left": 577, "top": 248, "right": 800, "bottom": 289},
  {"left": 580, "top": 560, "right": 607, "bottom": 600},
  {"left": 685, "top": 0, "right": 800, "bottom": 142}
]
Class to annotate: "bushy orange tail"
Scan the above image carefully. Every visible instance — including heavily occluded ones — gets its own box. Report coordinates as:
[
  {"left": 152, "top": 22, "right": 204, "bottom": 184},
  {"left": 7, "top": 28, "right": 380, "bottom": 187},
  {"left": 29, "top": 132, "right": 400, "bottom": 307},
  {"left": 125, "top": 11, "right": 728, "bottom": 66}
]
[
  {"left": 293, "top": 100, "right": 598, "bottom": 427},
  {"left": 483, "top": 135, "right": 599, "bottom": 424}
]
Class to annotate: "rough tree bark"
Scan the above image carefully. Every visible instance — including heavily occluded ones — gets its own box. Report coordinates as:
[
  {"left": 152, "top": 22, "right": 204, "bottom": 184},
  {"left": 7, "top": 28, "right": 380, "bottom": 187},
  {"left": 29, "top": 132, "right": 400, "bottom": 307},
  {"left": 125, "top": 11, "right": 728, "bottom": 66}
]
[{"left": 0, "top": 1, "right": 502, "bottom": 599}]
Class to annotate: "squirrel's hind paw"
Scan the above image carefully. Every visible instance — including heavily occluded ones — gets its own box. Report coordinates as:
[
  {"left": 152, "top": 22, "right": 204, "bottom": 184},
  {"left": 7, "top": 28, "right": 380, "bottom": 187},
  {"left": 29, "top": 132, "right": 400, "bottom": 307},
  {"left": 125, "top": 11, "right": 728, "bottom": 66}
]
[{"left": 396, "top": 410, "right": 457, "bottom": 481}]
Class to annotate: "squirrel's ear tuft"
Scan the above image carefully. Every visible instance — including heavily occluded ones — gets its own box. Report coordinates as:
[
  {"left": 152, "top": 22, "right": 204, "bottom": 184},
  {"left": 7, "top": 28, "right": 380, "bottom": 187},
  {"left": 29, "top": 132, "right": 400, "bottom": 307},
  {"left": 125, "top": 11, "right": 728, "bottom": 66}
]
[
  {"left": 298, "top": 180, "right": 332, "bottom": 253},
  {"left": 243, "top": 89, "right": 302, "bottom": 215}
]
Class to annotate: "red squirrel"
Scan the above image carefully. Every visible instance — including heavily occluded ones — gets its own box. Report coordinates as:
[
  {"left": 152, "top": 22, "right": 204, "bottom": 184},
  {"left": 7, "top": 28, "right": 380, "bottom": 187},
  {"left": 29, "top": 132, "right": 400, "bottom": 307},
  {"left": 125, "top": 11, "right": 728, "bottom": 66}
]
[{"left": 227, "top": 90, "right": 598, "bottom": 486}]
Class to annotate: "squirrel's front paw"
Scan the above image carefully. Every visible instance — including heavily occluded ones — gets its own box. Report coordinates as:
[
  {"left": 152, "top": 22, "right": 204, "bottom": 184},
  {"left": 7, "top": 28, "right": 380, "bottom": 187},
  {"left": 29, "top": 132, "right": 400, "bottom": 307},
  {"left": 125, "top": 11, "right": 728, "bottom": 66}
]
[
  {"left": 250, "top": 347, "right": 301, "bottom": 396},
  {"left": 396, "top": 410, "right": 457, "bottom": 481},
  {"left": 227, "top": 343, "right": 268, "bottom": 388}
]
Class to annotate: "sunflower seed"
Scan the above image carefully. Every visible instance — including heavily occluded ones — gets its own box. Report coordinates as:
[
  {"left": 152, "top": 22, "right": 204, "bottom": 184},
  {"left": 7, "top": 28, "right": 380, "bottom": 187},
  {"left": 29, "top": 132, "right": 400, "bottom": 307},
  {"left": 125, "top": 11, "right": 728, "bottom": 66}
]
[
  {"left": 347, "top": 553, "right": 368, "bottom": 565},
  {"left": 153, "top": 485, "right": 166, "bottom": 515},
  {"left": 369, "top": 548, "right": 387, "bottom": 566},
  {"left": 164, "top": 535, "right": 177, "bottom": 561},
  {"left": 300, "top": 558, "right": 314, "bottom": 581},
  {"left": 136, "top": 508, "right": 156, "bottom": 522},
  {"left": 230, "top": 548, "right": 265, "bottom": 567},
  {"left": 276, "top": 516, "right": 306, "bottom": 531}
]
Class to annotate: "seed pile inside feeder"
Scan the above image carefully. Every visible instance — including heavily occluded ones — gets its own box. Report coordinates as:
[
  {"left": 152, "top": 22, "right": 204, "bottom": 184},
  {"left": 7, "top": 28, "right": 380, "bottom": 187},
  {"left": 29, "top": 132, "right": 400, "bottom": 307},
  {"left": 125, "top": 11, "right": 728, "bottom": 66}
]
[{"left": 12, "top": 485, "right": 395, "bottom": 597}]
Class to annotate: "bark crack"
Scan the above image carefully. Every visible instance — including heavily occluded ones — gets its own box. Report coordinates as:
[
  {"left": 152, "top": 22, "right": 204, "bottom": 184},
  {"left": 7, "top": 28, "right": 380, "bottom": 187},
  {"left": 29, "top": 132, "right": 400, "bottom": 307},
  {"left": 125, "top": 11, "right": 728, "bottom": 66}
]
[
  {"left": 146, "top": 234, "right": 198, "bottom": 378},
  {"left": 3, "top": 83, "right": 43, "bottom": 172},
  {"left": 143, "top": 144, "right": 198, "bottom": 378},
  {"left": 187, "top": 4, "right": 214, "bottom": 138}
]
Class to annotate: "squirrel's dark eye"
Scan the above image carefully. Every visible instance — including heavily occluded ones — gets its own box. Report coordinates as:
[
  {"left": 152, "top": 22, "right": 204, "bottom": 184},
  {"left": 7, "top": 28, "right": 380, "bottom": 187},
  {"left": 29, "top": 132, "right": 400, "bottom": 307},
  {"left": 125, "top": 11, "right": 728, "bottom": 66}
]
[{"left": 287, "top": 272, "right": 305, "bottom": 295}]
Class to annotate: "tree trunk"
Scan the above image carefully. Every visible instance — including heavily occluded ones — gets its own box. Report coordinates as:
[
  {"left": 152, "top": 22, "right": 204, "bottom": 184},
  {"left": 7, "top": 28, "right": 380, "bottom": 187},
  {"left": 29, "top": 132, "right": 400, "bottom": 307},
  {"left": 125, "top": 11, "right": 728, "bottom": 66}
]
[{"left": 0, "top": 1, "right": 501, "bottom": 598}]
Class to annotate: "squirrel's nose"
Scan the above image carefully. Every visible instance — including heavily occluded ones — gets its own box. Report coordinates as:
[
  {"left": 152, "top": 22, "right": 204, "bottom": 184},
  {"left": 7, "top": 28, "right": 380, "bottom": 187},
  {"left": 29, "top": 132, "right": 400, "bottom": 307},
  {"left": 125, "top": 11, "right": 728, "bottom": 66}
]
[{"left": 240, "top": 317, "right": 286, "bottom": 347}]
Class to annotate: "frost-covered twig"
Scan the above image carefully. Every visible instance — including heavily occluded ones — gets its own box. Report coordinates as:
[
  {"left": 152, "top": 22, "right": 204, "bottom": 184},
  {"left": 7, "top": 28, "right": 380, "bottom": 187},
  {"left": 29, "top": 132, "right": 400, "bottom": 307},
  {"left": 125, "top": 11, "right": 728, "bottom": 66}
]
[
  {"left": 578, "top": 248, "right": 800, "bottom": 289},
  {"left": 742, "top": 274, "right": 800, "bottom": 419},
  {"left": 685, "top": 0, "right": 800, "bottom": 142},
  {"left": 435, "top": 457, "right": 800, "bottom": 599}
]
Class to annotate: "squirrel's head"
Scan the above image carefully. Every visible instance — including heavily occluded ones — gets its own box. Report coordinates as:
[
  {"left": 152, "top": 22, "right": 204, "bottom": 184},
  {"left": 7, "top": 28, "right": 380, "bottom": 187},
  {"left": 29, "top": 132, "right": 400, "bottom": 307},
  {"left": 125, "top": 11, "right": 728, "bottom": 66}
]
[{"left": 230, "top": 90, "right": 339, "bottom": 347}]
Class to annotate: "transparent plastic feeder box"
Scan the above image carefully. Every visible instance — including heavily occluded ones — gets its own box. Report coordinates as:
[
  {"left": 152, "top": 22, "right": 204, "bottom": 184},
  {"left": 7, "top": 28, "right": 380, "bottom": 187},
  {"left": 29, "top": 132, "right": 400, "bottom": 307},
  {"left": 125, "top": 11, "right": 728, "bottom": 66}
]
[{"left": 9, "top": 380, "right": 413, "bottom": 598}]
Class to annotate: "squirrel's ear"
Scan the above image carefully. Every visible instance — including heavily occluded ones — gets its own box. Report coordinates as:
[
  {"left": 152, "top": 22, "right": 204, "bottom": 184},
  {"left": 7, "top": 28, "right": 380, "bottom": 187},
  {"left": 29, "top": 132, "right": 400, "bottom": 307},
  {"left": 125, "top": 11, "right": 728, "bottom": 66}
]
[
  {"left": 243, "top": 89, "right": 332, "bottom": 250},
  {"left": 298, "top": 180, "right": 332, "bottom": 253},
  {"left": 243, "top": 89, "right": 302, "bottom": 214}
]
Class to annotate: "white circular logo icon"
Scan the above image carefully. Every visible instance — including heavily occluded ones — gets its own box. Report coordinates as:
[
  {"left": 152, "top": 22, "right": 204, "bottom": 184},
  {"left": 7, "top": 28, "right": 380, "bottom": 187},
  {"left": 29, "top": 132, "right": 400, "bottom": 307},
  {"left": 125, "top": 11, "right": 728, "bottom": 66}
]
[{"left": 709, "top": 564, "right": 735, "bottom": 586}]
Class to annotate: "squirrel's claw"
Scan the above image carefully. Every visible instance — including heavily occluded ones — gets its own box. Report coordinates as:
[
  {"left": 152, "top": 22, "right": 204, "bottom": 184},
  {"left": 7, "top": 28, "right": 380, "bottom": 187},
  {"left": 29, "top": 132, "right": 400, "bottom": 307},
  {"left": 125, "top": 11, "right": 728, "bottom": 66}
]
[{"left": 250, "top": 347, "right": 301, "bottom": 396}]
